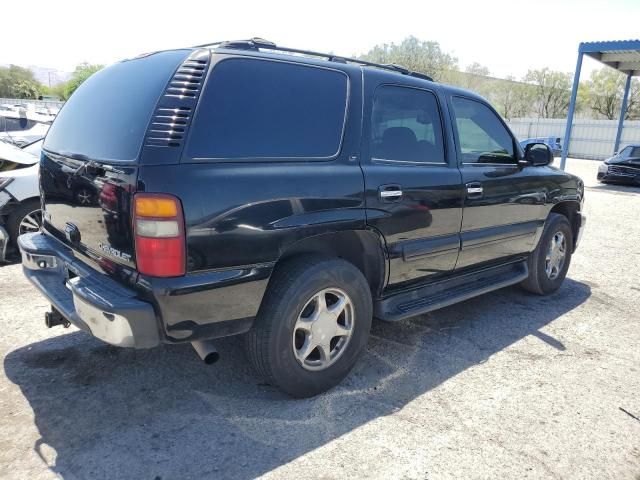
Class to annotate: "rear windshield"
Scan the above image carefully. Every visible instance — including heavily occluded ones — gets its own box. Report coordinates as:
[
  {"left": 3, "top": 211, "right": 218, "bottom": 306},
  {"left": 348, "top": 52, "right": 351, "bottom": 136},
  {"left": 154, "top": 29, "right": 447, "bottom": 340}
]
[
  {"left": 186, "top": 58, "right": 348, "bottom": 159},
  {"left": 43, "top": 49, "right": 188, "bottom": 162}
]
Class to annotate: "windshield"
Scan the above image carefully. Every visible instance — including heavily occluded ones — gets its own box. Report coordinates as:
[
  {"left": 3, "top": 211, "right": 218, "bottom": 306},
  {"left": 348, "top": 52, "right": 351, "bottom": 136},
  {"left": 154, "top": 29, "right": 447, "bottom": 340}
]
[{"left": 43, "top": 49, "right": 188, "bottom": 163}]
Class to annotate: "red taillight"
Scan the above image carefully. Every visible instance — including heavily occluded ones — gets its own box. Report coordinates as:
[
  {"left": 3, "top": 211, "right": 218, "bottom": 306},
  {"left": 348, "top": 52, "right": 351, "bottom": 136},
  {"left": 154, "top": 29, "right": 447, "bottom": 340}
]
[{"left": 133, "top": 193, "right": 186, "bottom": 277}]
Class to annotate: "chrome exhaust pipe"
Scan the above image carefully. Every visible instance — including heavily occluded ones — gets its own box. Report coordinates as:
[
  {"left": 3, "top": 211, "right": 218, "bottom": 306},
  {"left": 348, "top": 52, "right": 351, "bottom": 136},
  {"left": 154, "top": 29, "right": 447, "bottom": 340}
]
[{"left": 191, "top": 340, "right": 220, "bottom": 365}]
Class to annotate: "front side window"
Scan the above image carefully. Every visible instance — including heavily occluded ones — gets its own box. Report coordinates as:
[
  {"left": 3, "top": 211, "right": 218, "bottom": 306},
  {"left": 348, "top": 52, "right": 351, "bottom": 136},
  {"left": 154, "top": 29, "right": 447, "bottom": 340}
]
[
  {"left": 187, "top": 59, "right": 348, "bottom": 159},
  {"left": 370, "top": 85, "right": 445, "bottom": 163},
  {"left": 451, "top": 96, "right": 515, "bottom": 164}
]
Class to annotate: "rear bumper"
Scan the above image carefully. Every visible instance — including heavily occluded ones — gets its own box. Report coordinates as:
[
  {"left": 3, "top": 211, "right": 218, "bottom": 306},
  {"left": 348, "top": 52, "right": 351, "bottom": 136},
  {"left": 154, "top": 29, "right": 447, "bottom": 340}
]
[
  {"left": 19, "top": 231, "right": 273, "bottom": 347},
  {"left": 18, "top": 232, "right": 160, "bottom": 348}
]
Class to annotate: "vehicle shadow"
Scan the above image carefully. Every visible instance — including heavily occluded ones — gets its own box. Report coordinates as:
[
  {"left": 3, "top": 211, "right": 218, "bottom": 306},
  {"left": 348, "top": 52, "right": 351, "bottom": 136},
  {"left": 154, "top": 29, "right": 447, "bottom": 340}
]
[
  {"left": 586, "top": 183, "right": 640, "bottom": 195},
  {"left": 0, "top": 257, "right": 20, "bottom": 267},
  {"left": 4, "top": 278, "right": 591, "bottom": 479}
]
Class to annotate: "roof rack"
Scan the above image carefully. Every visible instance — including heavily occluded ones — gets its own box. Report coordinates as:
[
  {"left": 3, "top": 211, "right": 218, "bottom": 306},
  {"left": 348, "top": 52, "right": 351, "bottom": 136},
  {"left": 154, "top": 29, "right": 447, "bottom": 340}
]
[{"left": 193, "top": 38, "right": 434, "bottom": 82}]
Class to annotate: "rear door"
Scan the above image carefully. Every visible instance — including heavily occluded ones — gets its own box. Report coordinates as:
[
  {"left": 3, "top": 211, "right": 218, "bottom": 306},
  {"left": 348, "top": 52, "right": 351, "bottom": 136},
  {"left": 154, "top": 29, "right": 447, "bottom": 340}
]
[
  {"left": 449, "top": 95, "right": 546, "bottom": 269},
  {"left": 360, "top": 77, "right": 464, "bottom": 289},
  {"left": 40, "top": 49, "right": 190, "bottom": 273}
]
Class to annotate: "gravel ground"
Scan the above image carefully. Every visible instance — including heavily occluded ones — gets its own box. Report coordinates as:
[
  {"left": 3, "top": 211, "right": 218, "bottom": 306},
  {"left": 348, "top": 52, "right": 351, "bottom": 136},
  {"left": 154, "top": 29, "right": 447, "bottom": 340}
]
[{"left": 0, "top": 158, "right": 638, "bottom": 480}]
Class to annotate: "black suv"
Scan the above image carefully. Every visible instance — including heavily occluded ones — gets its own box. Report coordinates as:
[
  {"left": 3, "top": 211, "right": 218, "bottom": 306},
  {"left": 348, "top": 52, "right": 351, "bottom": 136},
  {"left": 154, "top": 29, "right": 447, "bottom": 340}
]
[{"left": 19, "top": 39, "right": 585, "bottom": 397}]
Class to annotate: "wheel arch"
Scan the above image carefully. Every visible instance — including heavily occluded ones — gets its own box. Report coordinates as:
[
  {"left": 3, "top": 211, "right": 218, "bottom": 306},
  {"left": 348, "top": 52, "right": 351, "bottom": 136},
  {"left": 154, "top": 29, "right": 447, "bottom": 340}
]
[
  {"left": 276, "top": 229, "right": 387, "bottom": 299},
  {"left": 549, "top": 200, "right": 581, "bottom": 251}
]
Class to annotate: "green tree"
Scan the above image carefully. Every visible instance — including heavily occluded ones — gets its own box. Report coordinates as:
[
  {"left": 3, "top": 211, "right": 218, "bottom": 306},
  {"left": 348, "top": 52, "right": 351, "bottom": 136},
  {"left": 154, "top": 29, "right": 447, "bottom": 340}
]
[
  {"left": 490, "top": 76, "right": 535, "bottom": 120},
  {"left": 523, "top": 68, "right": 572, "bottom": 118},
  {"left": 626, "top": 79, "right": 640, "bottom": 120},
  {"left": 0, "top": 65, "right": 43, "bottom": 98},
  {"left": 584, "top": 68, "right": 640, "bottom": 120},
  {"left": 10, "top": 80, "right": 40, "bottom": 99},
  {"left": 443, "top": 62, "right": 492, "bottom": 96},
  {"left": 65, "top": 63, "right": 104, "bottom": 98},
  {"left": 359, "top": 36, "right": 458, "bottom": 81},
  {"left": 462, "top": 62, "right": 492, "bottom": 95}
]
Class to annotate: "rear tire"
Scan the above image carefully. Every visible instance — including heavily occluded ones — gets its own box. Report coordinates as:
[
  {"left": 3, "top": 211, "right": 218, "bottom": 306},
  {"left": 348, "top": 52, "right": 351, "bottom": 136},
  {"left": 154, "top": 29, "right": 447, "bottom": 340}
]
[
  {"left": 245, "top": 256, "right": 372, "bottom": 398},
  {"left": 520, "top": 213, "right": 573, "bottom": 295}
]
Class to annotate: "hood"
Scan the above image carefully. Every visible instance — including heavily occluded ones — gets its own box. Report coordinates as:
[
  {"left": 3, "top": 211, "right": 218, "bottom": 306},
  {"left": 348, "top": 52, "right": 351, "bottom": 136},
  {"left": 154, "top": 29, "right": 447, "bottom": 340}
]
[
  {"left": 0, "top": 162, "right": 38, "bottom": 179},
  {"left": 605, "top": 155, "right": 640, "bottom": 168},
  {"left": 0, "top": 140, "right": 38, "bottom": 165}
]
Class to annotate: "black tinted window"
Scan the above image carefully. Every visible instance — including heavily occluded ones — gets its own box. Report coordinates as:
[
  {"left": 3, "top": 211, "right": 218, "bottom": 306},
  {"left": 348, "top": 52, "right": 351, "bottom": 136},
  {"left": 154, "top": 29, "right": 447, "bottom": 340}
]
[
  {"left": 370, "top": 86, "right": 445, "bottom": 163},
  {"left": 44, "top": 50, "right": 188, "bottom": 162},
  {"left": 187, "top": 59, "right": 348, "bottom": 159},
  {"left": 451, "top": 97, "right": 515, "bottom": 164}
]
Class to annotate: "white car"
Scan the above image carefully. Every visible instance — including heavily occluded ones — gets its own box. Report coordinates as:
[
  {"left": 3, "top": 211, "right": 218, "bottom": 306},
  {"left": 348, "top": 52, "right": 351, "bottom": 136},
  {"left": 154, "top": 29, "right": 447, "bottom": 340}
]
[{"left": 0, "top": 139, "right": 42, "bottom": 261}]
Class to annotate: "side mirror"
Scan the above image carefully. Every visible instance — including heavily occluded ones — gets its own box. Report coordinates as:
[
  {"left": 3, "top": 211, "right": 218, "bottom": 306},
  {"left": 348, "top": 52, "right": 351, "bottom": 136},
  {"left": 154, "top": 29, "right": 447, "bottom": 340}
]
[{"left": 524, "top": 143, "right": 553, "bottom": 167}]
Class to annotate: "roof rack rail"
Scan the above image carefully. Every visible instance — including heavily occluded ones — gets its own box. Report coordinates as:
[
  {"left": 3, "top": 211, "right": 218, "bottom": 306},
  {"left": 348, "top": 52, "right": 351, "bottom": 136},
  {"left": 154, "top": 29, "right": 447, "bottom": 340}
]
[{"left": 193, "top": 38, "right": 434, "bottom": 82}]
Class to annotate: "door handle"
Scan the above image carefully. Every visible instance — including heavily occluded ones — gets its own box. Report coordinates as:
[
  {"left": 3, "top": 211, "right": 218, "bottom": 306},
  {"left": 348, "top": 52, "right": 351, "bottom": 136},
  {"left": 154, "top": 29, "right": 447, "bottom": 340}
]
[
  {"left": 379, "top": 184, "right": 403, "bottom": 202},
  {"left": 465, "top": 182, "right": 483, "bottom": 199}
]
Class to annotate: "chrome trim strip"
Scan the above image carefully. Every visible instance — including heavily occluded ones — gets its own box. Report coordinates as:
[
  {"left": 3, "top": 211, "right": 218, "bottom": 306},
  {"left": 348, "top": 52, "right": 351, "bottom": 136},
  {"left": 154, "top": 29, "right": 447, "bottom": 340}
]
[{"left": 371, "top": 158, "right": 447, "bottom": 166}]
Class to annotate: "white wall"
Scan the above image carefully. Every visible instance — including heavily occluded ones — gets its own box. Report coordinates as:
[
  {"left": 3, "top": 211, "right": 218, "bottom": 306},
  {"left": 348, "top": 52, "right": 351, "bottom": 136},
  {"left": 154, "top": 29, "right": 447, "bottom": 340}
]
[{"left": 507, "top": 117, "right": 640, "bottom": 160}]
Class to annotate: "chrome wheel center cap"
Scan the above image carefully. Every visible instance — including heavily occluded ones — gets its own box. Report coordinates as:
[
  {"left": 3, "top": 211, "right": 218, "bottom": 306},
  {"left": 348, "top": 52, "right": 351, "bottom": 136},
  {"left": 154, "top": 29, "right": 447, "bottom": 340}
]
[{"left": 310, "top": 310, "right": 338, "bottom": 345}]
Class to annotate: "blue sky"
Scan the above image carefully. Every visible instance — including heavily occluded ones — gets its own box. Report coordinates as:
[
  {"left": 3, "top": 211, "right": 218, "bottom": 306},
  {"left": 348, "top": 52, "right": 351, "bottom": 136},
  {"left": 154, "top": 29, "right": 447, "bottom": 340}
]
[{"left": 4, "top": 0, "right": 639, "bottom": 78}]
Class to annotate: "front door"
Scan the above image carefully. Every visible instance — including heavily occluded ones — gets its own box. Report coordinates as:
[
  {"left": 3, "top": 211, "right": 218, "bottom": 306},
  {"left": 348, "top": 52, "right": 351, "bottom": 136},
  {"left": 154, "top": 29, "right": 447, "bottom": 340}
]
[
  {"left": 361, "top": 80, "right": 463, "bottom": 289},
  {"left": 449, "top": 95, "right": 547, "bottom": 269}
]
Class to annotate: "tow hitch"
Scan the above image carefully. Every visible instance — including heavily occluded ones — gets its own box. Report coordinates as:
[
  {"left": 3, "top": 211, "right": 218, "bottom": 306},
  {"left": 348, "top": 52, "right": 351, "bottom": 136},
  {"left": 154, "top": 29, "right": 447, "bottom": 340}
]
[{"left": 45, "top": 307, "right": 70, "bottom": 328}]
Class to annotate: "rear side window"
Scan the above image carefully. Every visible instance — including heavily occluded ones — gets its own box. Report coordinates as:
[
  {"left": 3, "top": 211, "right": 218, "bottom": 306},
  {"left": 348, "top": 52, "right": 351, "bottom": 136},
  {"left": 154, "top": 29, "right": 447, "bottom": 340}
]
[
  {"left": 186, "top": 58, "right": 348, "bottom": 159},
  {"left": 451, "top": 96, "right": 515, "bottom": 164},
  {"left": 44, "top": 50, "right": 189, "bottom": 162},
  {"left": 370, "top": 85, "right": 445, "bottom": 163}
]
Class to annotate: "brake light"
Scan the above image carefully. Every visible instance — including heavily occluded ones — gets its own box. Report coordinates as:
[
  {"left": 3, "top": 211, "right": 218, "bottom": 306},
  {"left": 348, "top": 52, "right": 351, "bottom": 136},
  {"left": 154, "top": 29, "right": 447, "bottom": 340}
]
[{"left": 133, "top": 193, "right": 185, "bottom": 277}]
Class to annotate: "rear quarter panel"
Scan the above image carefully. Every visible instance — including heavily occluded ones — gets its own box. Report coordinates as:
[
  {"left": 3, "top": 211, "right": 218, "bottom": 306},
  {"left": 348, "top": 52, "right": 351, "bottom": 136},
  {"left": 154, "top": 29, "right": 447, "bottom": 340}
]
[{"left": 139, "top": 161, "right": 367, "bottom": 271}]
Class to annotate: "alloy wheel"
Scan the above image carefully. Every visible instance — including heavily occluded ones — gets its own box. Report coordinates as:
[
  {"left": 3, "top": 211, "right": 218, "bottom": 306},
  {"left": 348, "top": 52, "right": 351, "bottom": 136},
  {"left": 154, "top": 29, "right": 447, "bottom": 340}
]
[
  {"left": 545, "top": 231, "right": 566, "bottom": 280},
  {"left": 292, "top": 288, "right": 355, "bottom": 371},
  {"left": 18, "top": 209, "right": 42, "bottom": 235}
]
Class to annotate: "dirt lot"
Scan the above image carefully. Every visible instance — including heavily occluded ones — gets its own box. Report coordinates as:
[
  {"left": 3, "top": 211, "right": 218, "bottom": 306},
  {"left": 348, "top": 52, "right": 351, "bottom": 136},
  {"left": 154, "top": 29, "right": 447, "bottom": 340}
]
[{"left": 0, "top": 158, "right": 638, "bottom": 480}]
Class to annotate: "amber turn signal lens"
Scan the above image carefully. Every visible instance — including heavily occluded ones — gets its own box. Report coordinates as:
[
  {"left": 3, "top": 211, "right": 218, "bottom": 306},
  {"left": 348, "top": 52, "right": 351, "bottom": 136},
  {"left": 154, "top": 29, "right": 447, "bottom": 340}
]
[{"left": 135, "top": 197, "right": 178, "bottom": 218}]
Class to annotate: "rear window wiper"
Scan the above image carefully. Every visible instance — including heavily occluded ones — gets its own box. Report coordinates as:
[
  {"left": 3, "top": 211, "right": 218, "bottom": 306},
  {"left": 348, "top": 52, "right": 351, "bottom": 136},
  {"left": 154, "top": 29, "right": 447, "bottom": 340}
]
[{"left": 59, "top": 151, "right": 125, "bottom": 175}]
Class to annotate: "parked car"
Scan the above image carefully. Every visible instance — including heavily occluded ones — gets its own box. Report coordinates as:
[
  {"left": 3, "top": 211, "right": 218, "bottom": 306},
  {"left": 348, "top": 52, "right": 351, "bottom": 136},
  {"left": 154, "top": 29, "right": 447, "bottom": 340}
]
[
  {"left": 0, "top": 138, "right": 42, "bottom": 261},
  {"left": 0, "top": 121, "right": 50, "bottom": 147},
  {"left": 519, "top": 136, "right": 562, "bottom": 157},
  {"left": 19, "top": 39, "right": 585, "bottom": 397},
  {"left": 597, "top": 144, "right": 640, "bottom": 185}
]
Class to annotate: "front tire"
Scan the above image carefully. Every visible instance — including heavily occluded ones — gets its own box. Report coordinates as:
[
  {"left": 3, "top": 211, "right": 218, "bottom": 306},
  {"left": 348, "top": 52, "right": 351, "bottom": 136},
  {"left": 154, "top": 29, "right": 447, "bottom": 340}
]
[
  {"left": 7, "top": 199, "right": 42, "bottom": 248},
  {"left": 245, "top": 256, "right": 372, "bottom": 398},
  {"left": 521, "top": 213, "right": 573, "bottom": 295}
]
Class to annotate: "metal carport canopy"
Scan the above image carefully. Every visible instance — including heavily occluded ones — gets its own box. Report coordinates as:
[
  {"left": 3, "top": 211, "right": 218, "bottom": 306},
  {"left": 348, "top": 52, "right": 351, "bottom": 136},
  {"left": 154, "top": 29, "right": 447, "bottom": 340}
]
[{"left": 561, "top": 39, "right": 640, "bottom": 169}]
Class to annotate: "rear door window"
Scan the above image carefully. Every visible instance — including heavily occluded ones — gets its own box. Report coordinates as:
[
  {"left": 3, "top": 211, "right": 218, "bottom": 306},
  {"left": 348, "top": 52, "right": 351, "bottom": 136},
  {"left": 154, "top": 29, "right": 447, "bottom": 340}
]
[
  {"left": 43, "top": 50, "right": 189, "bottom": 162},
  {"left": 369, "top": 85, "right": 445, "bottom": 163},
  {"left": 186, "top": 58, "right": 348, "bottom": 159}
]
